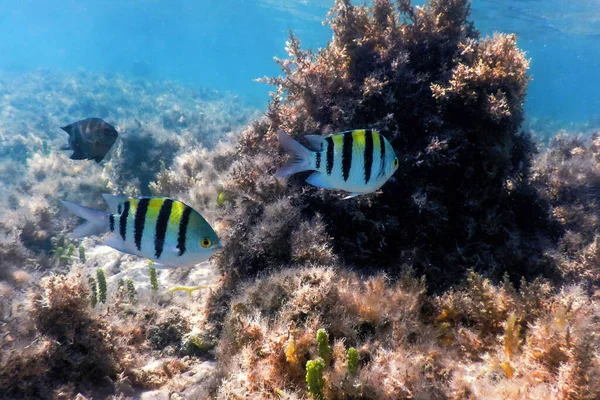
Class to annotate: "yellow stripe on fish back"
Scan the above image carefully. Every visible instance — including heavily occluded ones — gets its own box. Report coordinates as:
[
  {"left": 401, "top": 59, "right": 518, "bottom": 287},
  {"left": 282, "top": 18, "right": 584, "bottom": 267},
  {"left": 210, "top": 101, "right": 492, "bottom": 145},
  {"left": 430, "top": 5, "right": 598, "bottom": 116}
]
[
  {"left": 169, "top": 200, "right": 186, "bottom": 226},
  {"left": 144, "top": 198, "right": 165, "bottom": 222},
  {"left": 372, "top": 130, "right": 381, "bottom": 153},
  {"left": 352, "top": 129, "right": 366, "bottom": 150},
  {"left": 127, "top": 197, "right": 139, "bottom": 211},
  {"left": 332, "top": 133, "right": 344, "bottom": 150}
]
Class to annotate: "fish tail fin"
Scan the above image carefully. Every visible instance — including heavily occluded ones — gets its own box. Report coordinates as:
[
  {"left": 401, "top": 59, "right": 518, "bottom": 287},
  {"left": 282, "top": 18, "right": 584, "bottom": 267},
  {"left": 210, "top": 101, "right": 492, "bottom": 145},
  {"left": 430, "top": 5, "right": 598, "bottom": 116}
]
[
  {"left": 274, "top": 130, "right": 315, "bottom": 178},
  {"left": 61, "top": 200, "right": 110, "bottom": 238}
]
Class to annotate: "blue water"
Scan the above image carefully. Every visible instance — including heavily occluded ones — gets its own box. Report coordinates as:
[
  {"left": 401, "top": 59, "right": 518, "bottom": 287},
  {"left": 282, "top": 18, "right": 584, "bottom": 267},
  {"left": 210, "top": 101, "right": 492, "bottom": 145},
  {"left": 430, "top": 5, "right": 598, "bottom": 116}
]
[{"left": 0, "top": 0, "right": 598, "bottom": 131}]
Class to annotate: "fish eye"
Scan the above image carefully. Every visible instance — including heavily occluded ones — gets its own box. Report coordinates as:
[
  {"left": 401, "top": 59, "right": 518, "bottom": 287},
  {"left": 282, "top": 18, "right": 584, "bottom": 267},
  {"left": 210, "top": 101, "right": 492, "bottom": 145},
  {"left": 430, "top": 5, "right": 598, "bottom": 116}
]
[
  {"left": 201, "top": 238, "right": 212, "bottom": 248},
  {"left": 393, "top": 158, "right": 399, "bottom": 168}
]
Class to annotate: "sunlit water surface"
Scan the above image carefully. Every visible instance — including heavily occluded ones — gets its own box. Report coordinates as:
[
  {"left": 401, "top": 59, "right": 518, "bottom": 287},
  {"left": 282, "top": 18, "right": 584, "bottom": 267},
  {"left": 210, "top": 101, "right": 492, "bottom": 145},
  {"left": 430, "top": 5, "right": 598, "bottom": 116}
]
[{"left": 0, "top": 0, "right": 598, "bottom": 132}]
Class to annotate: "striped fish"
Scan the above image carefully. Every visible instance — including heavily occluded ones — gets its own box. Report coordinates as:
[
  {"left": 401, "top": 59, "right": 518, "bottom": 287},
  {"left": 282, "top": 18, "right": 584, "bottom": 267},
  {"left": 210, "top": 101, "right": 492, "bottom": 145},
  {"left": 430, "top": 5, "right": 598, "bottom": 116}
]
[
  {"left": 275, "top": 129, "right": 399, "bottom": 199},
  {"left": 61, "top": 194, "right": 221, "bottom": 268}
]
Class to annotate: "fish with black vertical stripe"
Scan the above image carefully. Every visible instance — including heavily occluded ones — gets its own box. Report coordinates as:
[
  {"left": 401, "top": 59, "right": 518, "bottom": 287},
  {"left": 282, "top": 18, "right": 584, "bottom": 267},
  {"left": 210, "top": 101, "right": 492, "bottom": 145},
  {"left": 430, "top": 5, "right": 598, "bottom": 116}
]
[
  {"left": 275, "top": 129, "right": 399, "bottom": 199},
  {"left": 61, "top": 194, "right": 221, "bottom": 268}
]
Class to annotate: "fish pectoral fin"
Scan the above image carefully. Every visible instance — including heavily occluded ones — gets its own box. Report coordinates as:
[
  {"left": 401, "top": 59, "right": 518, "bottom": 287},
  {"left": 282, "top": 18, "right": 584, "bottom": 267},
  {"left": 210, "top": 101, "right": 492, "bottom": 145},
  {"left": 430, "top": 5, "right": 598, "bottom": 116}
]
[
  {"left": 342, "top": 192, "right": 362, "bottom": 200},
  {"left": 305, "top": 172, "right": 333, "bottom": 189}
]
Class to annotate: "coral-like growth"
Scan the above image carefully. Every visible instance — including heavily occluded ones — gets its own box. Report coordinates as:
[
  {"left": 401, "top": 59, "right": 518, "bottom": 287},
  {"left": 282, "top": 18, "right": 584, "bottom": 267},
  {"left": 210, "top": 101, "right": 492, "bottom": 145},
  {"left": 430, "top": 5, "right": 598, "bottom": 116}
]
[
  {"left": 149, "top": 267, "right": 159, "bottom": 293},
  {"left": 97, "top": 268, "right": 108, "bottom": 304},
  {"left": 215, "top": 0, "right": 554, "bottom": 294},
  {"left": 316, "top": 328, "right": 331, "bottom": 364},
  {"left": 78, "top": 244, "right": 86, "bottom": 263},
  {"left": 115, "top": 278, "right": 138, "bottom": 305},
  {"left": 347, "top": 347, "right": 358, "bottom": 375},
  {"left": 89, "top": 276, "right": 98, "bottom": 308},
  {"left": 306, "top": 357, "right": 325, "bottom": 399}
]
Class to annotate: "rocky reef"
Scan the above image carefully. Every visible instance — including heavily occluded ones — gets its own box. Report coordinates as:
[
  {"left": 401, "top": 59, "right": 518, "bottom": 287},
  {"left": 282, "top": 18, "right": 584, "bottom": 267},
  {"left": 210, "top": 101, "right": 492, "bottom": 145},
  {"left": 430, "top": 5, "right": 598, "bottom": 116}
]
[
  {"left": 205, "top": 0, "right": 600, "bottom": 398},
  {"left": 216, "top": 0, "right": 554, "bottom": 291},
  {"left": 1, "top": 0, "right": 600, "bottom": 399}
]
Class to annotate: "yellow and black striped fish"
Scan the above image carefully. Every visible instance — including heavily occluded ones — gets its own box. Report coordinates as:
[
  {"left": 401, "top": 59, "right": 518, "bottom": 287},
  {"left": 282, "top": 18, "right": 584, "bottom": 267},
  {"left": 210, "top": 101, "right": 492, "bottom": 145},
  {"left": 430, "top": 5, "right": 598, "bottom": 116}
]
[
  {"left": 275, "top": 129, "right": 399, "bottom": 199},
  {"left": 61, "top": 194, "right": 220, "bottom": 268}
]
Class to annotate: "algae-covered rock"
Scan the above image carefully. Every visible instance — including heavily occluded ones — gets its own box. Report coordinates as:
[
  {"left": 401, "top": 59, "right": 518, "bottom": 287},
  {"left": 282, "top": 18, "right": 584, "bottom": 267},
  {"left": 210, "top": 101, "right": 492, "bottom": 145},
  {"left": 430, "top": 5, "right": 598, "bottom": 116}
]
[{"left": 216, "top": 0, "right": 555, "bottom": 292}]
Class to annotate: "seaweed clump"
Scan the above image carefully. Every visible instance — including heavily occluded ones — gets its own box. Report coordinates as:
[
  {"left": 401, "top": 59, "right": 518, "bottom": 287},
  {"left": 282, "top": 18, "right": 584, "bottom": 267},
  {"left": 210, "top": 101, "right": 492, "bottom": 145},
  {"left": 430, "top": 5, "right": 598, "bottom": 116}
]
[
  {"left": 216, "top": 0, "right": 554, "bottom": 291},
  {"left": 0, "top": 272, "right": 122, "bottom": 399},
  {"left": 215, "top": 267, "right": 600, "bottom": 399},
  {"left": 532, "top": 133, "right": 600, "bottom": 285}
]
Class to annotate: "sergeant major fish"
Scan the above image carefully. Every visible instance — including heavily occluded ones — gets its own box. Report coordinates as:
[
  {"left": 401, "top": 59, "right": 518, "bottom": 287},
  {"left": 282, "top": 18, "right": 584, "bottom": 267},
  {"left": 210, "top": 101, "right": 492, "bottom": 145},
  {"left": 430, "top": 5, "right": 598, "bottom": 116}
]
[
  {"left": 275, "top": 129, "right": 399, "bottom": 199},
  {"left": 61, "top": 194, "right": 221, "bottom": 268},
  {"left": 60, "top": 118, "right": 119, "bottom": 163}
]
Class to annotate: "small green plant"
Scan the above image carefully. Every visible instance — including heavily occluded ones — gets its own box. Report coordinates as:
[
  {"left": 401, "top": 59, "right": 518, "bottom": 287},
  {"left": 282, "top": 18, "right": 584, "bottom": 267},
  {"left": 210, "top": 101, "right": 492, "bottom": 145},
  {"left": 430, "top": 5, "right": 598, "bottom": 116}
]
[
  {"left": 125, "top": 278, "right": 137, "bottom": 303},
  {"left": 116, "top": 278, "right": 139, "bottom": 304},
  {"left": 182, "top": 329, "right": 217, "bottom": 356},
  {"left": 347, "top": 347, "right": 358, "bottom": 375},
  {"left": 96, "top": 268, "right": 107, "bottom": 304},
  {"left": 51, "top": 236, "right": 79, "bottom": 266},
  {"left": 217, "top": 192, "right": 228, "bottom": 206},
  {"left": 149, "top": 267, "right": 158, "bottom": 292},
  {"left": 88, "top": 277, "right": 98, "bottom": 308},
  {"left": 78, "top": 245, "right": 86, "bottom": 263},
  {"left": 53, "top": 235, "right": 66, "bottom": 249},
  {"left": 316, "top": 328, "right": 331, "bottom": 363},
  {"left": 306, "top": 357, "right": 325, "bottom": 399}
]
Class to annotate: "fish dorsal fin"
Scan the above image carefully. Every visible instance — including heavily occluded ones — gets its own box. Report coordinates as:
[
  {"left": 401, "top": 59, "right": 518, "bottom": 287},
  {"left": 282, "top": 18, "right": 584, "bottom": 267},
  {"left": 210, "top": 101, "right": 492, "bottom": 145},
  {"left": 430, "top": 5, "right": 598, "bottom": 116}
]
[
  {"left": 304, "top": 135, "right": 324, "bottom": 151},
  {"left": 102, "top": 193, "right": 129, "bottom": 214},
  {"left": 61, "top": 124, "right": 74, "bottom": 136}
]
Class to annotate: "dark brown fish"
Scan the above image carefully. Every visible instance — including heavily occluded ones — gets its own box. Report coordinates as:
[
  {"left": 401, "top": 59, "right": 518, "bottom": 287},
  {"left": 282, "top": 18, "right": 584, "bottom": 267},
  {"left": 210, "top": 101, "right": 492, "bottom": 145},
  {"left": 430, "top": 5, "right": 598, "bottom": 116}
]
[{"left": 60, "top": 118, "right": 119, "bottom": 163}]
